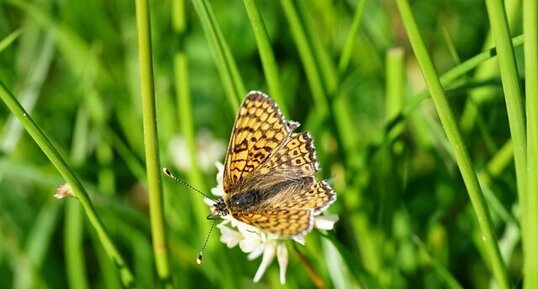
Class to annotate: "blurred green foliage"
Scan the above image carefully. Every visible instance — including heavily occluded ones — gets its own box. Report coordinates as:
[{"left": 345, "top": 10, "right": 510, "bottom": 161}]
[{"left": 0, "top": 0, "right": 527, "bottom": 288}]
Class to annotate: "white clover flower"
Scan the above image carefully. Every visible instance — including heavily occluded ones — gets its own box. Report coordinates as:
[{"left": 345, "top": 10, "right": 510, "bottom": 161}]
[{"left": 208, "top": 162, "right": 338, "bottom": 284}]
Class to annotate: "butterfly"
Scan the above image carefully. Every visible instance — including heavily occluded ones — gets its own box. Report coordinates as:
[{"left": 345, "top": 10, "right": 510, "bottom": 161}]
[{"left": 211, "top": 91, "right": 336, "bottom": 237}]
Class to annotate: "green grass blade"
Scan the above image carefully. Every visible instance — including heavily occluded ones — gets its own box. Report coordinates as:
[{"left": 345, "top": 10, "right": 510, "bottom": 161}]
[
  {"left": 385, "top": 47, "right": 405, "bottom": 141},
  {"left": 460, "top": 0, "right": 521, "bottom": 132},
  {"left": 401, "top": 35, "right": 524, "bottom": 120},
  {"left": 191, "top": 0, "right": 244, "bottom": 109},
  {"left": 296, "top": 0, "right": 338, "bottom": 95},
  {"left": 337, "top": 0, "right": 368, "bottom": 74},
  {"left": 395, "top": 1, "right": 510, "bottom": 288},
  {"left": 0, "top": 28, "right": 23, "bottom": 52},
  {"left": 485, "top": 0, "right": 527, "bottom": 239},
  {"left": 0, "top": 81, "right": 138, "bottom": 288},
  {"left": 523, "top": 0, "right": 538, "bottom": 287},
  {"left": 279, "top": 0, "right": 329, "bottom": 118},
  {"left": 243, "top": 0, "right": 287, "bottom": 115},
  {"left": 134, "top": 0, "right": 173, "bottom": 287},
  {"left": 64, "top": 104, "right": 90, "bottom": 289},
  {"left": 171, "top": 0, "right": 209, "bottom": 243},
  {"left": 412, "top": 236, "right": 463, "bottom": 289},
  {"left": 1, "top": 32, "right": 55, "bottom": 152},
  {"left": 64, "top": 202, "right": 89, "bottom": 289}
]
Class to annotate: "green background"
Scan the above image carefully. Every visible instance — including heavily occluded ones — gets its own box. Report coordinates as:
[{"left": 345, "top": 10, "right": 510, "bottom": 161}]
[{"left": 0, "top": 0, "right": 534, "bottom": 288}]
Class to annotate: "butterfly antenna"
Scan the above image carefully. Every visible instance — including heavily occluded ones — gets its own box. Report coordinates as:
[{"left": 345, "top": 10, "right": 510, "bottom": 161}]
[
  {"left": 197, "top": 218, "right": 218, "bottom": 264},
  {"left": 162, "top": 168, "right": 211, "bottom": 199}
]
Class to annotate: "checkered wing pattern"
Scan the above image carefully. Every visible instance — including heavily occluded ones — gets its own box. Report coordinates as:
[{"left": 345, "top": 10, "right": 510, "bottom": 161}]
[
  {"left": 233, "top": 209, "right": 313, "bottom": 237},
  {"left": 218, "top": 91, "right": 336, "bottom": 237},
  {"left": 222, "top": 91, "right": 294, "bottom": 192}
]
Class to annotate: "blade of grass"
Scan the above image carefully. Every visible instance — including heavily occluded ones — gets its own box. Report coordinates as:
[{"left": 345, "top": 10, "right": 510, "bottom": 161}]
[
  {"left": 296, "top": 0, "right": 338, "bottom": 95},
  {"left": 279, "top": 0, "right": 329, "bottom": 118},
  {"left": 103, "top": 127, "right": 147, "bottom": 180},
  {"left": 395, "top": 1, "right": 510, "bottom": 288},
  {"left": 386, "top": 47, "right": 405, "bottom": 142},
  {"left": 96, "top": 139, "right": 115, "bottom": 194},
  {"left": 441, "top": 27, "right": 462, "bottom": 64},
  {"left": 64, "top": 201, "right": 89, "bottom": 289},
  {"left": 23, "top": 200, "right": 62, "bottom": 271},
  {"left": 460, "top": 0, "right": 521, "bottom": 132},
  {"left": 202, "top": 0, "right": 246, "bottom": 102},
  {"left": 0, "top": 28, "right": 23, "bottom": 52},
  {"left": 402, "top": 35, "right": 524, "bottom": 119},
  {"left": 440, "top": 27, "right": 500, "bottom": 155},
  {"left": 477, "top": 141, "right": 519, "bottom": 226},
  {"left": 0, "top": 81, "right": 138, "bottom": 288},
  {"left": 523, "top": 0, "right": 538, "bottom": 287},
  {"left": 171, "top": 0, "right": 209, "bottom": 237},
  {"left": 412, "top": 236, "right": 463, "bottom": 289},
  {"left": 64, "top": 104, "right": 90, "bottom": 289},
  {"left": 12, "top": 199, "right": 61, "bottom": 289},
  {"left": 485, "top": 0, "right": 527, "bottom": 241},
  {"left": 134, "top": 0, "right": 173, "bottom": 287},
  {"left": 191, "top": 0, "right": 245, "bottom": 109},
  {"left": 243, "top": 0, "right": 287, "bottom": 115},
  {"left": 323, "top": 239, "right": 356, "bottom": 289},
  {"left": 1, "top": 31, "right": 55, "bottom": 152},
  {"left": 323, "top": 233, "right": 377, "bottom": 289},
  {"left": 0, "top": 214, "right": 49, "bottom": 289},
  {"left": 6, "top": 0, "right": 111, "bottom": 85},
  {"left": 338, "top": 0, "right": 368, "bottom": 74}
]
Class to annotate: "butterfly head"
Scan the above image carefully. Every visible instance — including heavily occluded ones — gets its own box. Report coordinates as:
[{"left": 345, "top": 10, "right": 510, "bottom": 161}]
[{"left": 210, "top": 197, "right": 229, "bottom": 218}]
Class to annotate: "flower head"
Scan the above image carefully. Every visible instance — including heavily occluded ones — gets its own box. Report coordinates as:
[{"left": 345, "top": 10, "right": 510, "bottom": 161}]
[
  {"left": 54, "top": 183, "right": 74, "bottom": 199},
  {"left": 208, "top": 162, "right": 338, "bottom": 284}
]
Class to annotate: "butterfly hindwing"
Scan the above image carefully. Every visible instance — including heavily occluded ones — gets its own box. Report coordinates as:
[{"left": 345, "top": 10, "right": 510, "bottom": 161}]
[
  {"left": 257, "top": 132, "right": 319, "bottom": 178},
  {"left": 241, "top": 177, "right": 335, "bottom": 213},
  {"left": 227, "top": 177, "right": 335, "bottom": 236},
  {"left": 233, "top": 209, "right": 313, "bottom": 237},
  {"left": 265, "top": 178, "right": 336, "bottom": 213}
]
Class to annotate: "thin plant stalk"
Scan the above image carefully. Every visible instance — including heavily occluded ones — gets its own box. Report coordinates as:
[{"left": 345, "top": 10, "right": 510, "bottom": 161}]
[
  {"left": 0, "top": 81, "right": 138, "bottom": 288},
  {"left": 394, "top": 1, "right": 510, "bottom": 288},
  {"left": 296, "top": 0, "right": 338, "bottom": 95},
  {"left": 385, "top": 47, "right": 405, "bottom": 141},
  {"left": 460, "top": 0, "right": 521, "bottom": 132},
  {"left": 402, "top": 35, "right": 524, "bottom": 119},
  {"left": 1, "top": 31, "right": 55, "bottom": 152},
  {"left": 279, "top": 0, "right": 329, "bottom": 118},
  {"left": 338, "top": 0, "right": 368, "bottom": 74},
  {"left": 485, "top": 0, "right": 527, "bottom": 240},
  {"left": 243, "top": 0, "right": 287, "bottom": 115},
  {"left": 134, "top": 0, "right": 173, "bottom": 287},
  {"left": 64, "top": 106, "right": 90, "bottom": 289},
  {"left": 523, "top": 0, "right": 538, "bottom": 287},
  {"left": 191, "top": 0, "right": 245, "bottom": 109},
  {"left": 65, "top": 202, "right": 89, "bottom": 289},
  {"left": 172, "top": 0, "right": 209, "bottom": 232},
  {"left": 0, "top": 28, "right": 22, "bottom": 52}
]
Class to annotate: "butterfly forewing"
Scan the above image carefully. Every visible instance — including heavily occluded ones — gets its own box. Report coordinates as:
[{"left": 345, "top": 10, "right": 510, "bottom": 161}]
[{"left": 223, "top": 92, "right": 293, "bottom": 192}]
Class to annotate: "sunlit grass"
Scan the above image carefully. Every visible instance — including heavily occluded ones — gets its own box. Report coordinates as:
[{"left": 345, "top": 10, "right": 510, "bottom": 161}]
[{"left": 0, "top": 0, "right": 534, "bottom": 288}]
